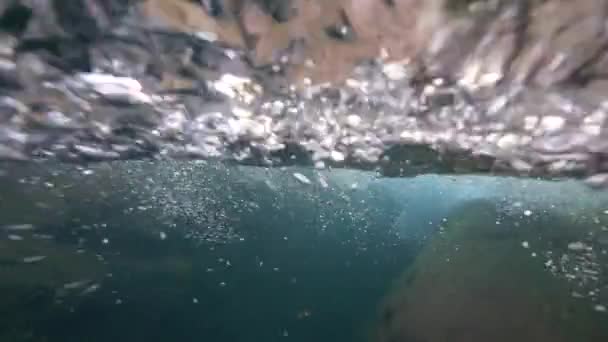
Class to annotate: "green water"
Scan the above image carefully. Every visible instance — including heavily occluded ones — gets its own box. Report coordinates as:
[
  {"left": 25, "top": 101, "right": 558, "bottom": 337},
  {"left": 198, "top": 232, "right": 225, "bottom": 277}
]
[{"left": 0, "top": 161, "right": 607, "bottom": 342}]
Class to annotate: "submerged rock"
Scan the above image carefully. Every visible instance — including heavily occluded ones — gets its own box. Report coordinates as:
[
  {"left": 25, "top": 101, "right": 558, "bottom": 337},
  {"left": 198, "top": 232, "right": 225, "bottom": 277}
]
[{"left": 374, "top": 199, "right": 608, "bottom": 342}]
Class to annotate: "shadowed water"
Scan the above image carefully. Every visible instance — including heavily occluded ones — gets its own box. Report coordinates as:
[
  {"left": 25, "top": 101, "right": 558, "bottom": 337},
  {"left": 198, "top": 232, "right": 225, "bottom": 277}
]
[{"left": 0, "top": 161, "right": 607, "bottom": 342}]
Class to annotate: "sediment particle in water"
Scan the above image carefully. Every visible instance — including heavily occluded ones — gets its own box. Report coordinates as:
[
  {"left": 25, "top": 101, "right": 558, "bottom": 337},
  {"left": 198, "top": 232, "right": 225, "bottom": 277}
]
[
  {"left": 63, "top": 280, "right": 91, "bottom": 290},
  {"left": 317, "top": 175, "right": 329, "bottom": 188},
  {"left": 293, "top": 172, "right": 311, "bottom": 184},
  {"left": 81, "top": 283, "right": 100, "bottom": 295},
  {"left": 568, "top": 241, "right": 588, "bottom": 251},
  {"left": 3, "top": 223, "right": 35, "bottom": 231},
  {"left": 22, "top": 255, "right": 46, "bottom": 263}
]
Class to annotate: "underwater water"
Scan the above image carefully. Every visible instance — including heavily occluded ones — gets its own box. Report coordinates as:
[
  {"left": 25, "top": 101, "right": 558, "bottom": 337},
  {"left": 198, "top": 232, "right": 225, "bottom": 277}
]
[{"left": 0, "top": 161, "right": 608, "bottom": 342}]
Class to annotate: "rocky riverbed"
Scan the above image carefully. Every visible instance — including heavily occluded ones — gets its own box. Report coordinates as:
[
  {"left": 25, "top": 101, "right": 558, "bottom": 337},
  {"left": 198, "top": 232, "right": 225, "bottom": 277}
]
[{"left": 1, "top": 0, "right": 608, "bottom": 184}]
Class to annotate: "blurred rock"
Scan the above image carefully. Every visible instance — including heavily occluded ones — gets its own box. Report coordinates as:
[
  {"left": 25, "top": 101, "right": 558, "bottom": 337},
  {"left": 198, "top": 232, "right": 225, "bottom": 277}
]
[
  {"left": 1, "top": 0, "right": 608, "bottom": 183},
  {"left": 374, "top": 199, "right": 608, "bottom": 342}
]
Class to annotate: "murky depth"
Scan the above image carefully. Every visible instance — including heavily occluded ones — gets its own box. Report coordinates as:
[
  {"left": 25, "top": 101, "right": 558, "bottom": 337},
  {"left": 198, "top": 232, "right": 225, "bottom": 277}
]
[{"left": 0, "top": 161, "right": 607, "bottom": 342}]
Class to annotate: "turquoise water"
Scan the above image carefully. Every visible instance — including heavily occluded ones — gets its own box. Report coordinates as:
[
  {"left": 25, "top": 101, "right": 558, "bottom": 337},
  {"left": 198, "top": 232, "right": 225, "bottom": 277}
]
[{"left": 0, "top": 161, "right": 607, "bottom": 342}]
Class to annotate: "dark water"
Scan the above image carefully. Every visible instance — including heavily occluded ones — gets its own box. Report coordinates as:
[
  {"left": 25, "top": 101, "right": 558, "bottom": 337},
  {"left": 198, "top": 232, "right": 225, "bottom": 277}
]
[
  {"left": 32, "top": 219, "right": 414, "bottom": 342},
  {"left": 1, "top": 161, "right": 607, "bottom": 342}
]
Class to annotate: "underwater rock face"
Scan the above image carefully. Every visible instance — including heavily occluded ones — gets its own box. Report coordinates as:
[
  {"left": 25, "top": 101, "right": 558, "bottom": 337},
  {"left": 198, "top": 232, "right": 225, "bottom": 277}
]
[
  {"left": 1, "top": 1, "right": 608, "bottom": 185},
  {"left": 375, "top": 199, "right": 608, "bottom": 342}
]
